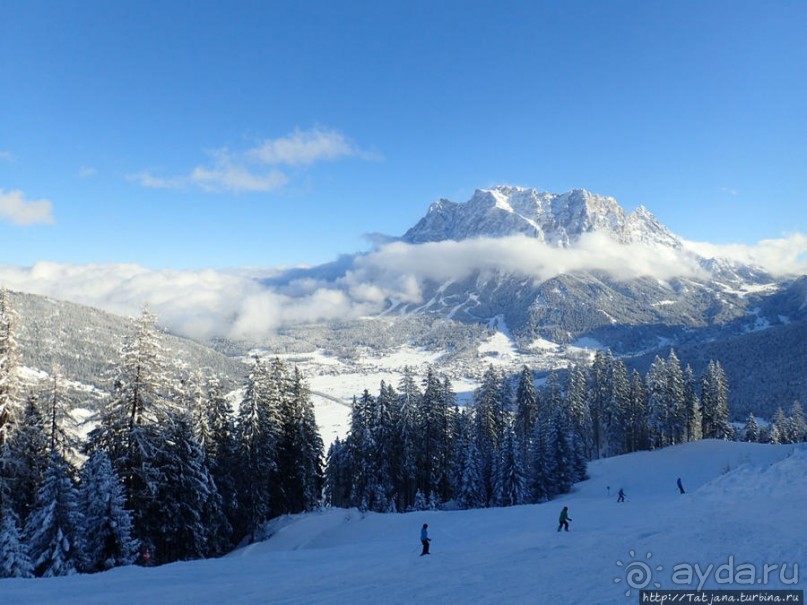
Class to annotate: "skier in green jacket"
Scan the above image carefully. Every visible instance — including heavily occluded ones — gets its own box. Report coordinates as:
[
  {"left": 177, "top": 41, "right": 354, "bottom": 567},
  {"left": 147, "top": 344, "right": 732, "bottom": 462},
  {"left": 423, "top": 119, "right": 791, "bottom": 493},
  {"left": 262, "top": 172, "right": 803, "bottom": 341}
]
[{"left": 557, "top": 506, "right": 572, "bottom": 532}]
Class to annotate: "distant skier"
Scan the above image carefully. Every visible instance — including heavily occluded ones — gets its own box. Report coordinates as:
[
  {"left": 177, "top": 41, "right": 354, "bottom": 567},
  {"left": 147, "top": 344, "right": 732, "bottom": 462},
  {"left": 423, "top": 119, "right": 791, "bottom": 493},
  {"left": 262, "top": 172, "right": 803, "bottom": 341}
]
[
  {"left": 617, "top": 488, "right": 625, "bottom": 503},
  {"left": 677, "top": 477, "right": 685, "bottom": 494},
  {"left": 557, "top": 506, "right": 572, "bottom": 532},
  {"left": 420, "top": 523, "right": 431, "bottom": 555}
]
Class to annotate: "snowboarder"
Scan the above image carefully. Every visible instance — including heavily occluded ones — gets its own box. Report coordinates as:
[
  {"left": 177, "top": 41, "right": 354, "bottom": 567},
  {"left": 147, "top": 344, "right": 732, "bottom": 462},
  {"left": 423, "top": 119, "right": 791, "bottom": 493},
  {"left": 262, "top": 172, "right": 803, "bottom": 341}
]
[
  {"left": 557, "top": 506, "right": 572, "bottom": 532},
  {"left": 617, "top": 488, "right": 625, "bottom": 503},
  {"left": 677, "top": 477, "right": 685, "bottom": 494},
  {"left": 420, "top": 523, "right": 431, "bottom": 555}
]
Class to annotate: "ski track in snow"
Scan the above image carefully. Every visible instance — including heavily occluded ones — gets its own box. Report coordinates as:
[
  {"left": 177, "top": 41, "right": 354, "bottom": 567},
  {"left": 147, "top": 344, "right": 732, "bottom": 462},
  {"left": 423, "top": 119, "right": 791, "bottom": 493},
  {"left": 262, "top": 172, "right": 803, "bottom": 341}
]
[{"left": 2, "top": 440, "right": 805, "bottom": 604}]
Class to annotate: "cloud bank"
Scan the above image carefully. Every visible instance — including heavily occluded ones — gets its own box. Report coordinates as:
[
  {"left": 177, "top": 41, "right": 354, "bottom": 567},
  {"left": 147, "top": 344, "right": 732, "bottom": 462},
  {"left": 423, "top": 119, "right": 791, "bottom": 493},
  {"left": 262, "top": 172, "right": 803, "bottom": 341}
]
[
  {"left": 1, "top": 233, "right": 804, "bottom": 342},
  {"left": 0, "top": 189, "right": 55, "bottom": 225},
  {"left": 130, "top": 126, "right": 375, "bottom": 193}
]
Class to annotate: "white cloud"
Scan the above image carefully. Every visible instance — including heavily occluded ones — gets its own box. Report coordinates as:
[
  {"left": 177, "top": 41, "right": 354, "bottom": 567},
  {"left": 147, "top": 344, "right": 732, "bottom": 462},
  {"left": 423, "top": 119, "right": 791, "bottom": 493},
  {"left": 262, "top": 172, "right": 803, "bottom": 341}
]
[
  {"left": 2, "top": 233, "right": 803, "bottom": 342},
  {"left": 247, "top": 127, "right": 371, "bottom": 166},
  {"left": 683, "top": 234, "right": 807, "bottom": 276},
  {"left": 78, "top": 166, "right": 98, "bottom": 178},
  {"left": 131, "top": 126, "right": 374, "bottom": 194},
  {"left": 189, "top": 149, "right": 288, "bottom": 193},
  {"left": 0, "top": 151, "right": 15, "bottom": 162},
  {"left": 0, "top": 189, "right": 55, "bottom": 225}
]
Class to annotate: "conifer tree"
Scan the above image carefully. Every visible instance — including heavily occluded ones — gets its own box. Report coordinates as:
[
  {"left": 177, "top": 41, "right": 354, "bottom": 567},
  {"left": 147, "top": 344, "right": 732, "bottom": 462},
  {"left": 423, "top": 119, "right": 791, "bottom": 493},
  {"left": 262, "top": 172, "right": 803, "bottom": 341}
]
[
  {"left": 743, "top": 413, "right": 759, "bottom": 443},
  {"left": 0, "top": 289, "right": 23, "bottom": 514},
  {"left": 626, "top": 369, "right": 649, "bottom": 452},
  {"left": 234, "top": 357, "right": 278, "bottom": 541},
  {"left": 701, "top": 360, "right": 732, "bottom": 440},
  {"left": 473, "top": 365, "right": 506, "bottom": 504},
  {"left": 395, "top": 368, "right": 421, "bottom": 510},
  {"left": 5, "top": 395, "right": 48, "bottom": 524},
  {"left": 146, "top": 414, "right": 228, "bottom": 562},
  {"left": 785, "top": 402, "right": 806, "bottom": 443},
  {"left": 0, "top": 505, "right": 33, "bottom": 578},
  {"left": 77, "top": 450, "right": 137, "bottom": 572},
  {"left": 0, "top": 289, "right": 21, "bottom": 450},
  {"left": 283, "top": 367, "right": 324, "bottom": 513},
  {"left": 513, "top": 366, "right": 538, "bottom": 456},
  {"left": 683, "top": 365, "right": 702, "bottom": 442},
  {"left": 203, "top": 376, "right": 240, "bottom": 540},
  {"left": 493, "top": 425, "right": 527, "bottom": 507},
  {"left": 25, "top": 452, "right": 82, "bottom": 577}
]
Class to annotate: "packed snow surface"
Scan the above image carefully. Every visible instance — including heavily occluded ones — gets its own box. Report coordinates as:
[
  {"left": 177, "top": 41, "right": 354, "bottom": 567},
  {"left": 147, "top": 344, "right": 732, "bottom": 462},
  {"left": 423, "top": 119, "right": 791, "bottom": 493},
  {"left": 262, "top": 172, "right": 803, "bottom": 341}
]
[{"left": 3, "top": 440, "right": 804, "bottom": 604}]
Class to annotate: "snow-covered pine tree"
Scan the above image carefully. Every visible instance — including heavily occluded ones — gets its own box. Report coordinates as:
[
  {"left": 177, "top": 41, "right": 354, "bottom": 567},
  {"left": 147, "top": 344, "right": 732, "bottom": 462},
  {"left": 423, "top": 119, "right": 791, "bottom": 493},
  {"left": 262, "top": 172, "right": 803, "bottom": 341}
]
[
  {"left": 493, "top": 424, "right": 527, "bottom": 507},
  {"left": 603, "top": 358, "right": 630, "bottom": 457},
  {"left": 0, "top": 288, "right": 23, "bottom": 514},
  {"left": 369, "top": 380, "right": 397, "bottom": 513},
  {"left": 24, "top": 451, "right": 82, "bottom": 577},
  {"left": 785, "top": 402, "right": 807, "bottom": 443},
  {"left": 77, "top": 450, "right": 137, "bottom": 572},
  {"left": 588, "top": 351, "right": 611, "bottom": 459},
  {"left": 626, "top": 369, "right": 649, "bottom": 452},
  {"left": 203, "top": 375, "right": 240, "bottom": 540},
  {"left": 0, "top": 288, "right": 22, "bottom": 450},
  {"left": 646, "top": 355, "right": 670, "bottom": 448},
  {"left": 324, "top": 437, "right": 351, "bottom": 508},
  {"left": 143, "top": 413, "right": 228, "bottom": 562},
  {"left": 284, "top": 366, "right": 324, "bottom": 514},
  {"left": 513, "top": 366, "right": 538, "bottom": 457},
  {"left": 5, "top": 395, "right": 48, "bottom": 525},
  {"left": 547, "top": 398, "right": 576, "bottom": 495},
  {"left": 663, "top": 350, "right": 687, "bottom": 445},
  {"left": 683, "top": 365, "right": 702, "bottom": 442},
  {"left": 472, "top": 365, "right": 506, "bottom": 505},
  {"left": 347, "top": 390, "right": 377, "bottom": 511},
  {"left": 41, "top": 365, "right": 80, "bottom": 466},
  {"left": 455, "top": 433, "right": 486, "bottom": 509},
  {"left": 743, "top": 413, "right": 759, "bottom": 443},
  {"left": 395, "top": 368, "right": 421, "bottom": 510},
  {"left": 85, "top": 307, "right": 179, "bottom": 555},
  {"left": 0, "top": 505, "right": 33, "bottom": 578},
  {"left": 700, "top": 360, "right": 732, "bottom": 440},
  {"left": 564, "top": 364, "right": 591, "bottom": 459},
  {"left": 418, "top": 367, "right": 450, "bottom": 505},
  {"left": 769, "top": 407, "right": 787, "bottom": 444},
  {"left": 234, "top": 357, "right": 279, "bottom": 542}
]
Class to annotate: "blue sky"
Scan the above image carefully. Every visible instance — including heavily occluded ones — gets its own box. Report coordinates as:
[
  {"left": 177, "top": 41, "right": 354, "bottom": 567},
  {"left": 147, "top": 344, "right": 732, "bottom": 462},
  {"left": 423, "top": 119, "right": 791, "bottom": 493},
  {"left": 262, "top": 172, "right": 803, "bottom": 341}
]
[{"left": 1, "top": 0, "right": 806, "bottom": 271}]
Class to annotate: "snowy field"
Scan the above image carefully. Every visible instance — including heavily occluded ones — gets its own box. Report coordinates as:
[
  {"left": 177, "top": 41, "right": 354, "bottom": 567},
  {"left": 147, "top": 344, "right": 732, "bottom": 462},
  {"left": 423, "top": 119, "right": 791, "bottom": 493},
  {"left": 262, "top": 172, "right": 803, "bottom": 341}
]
[{"left": 3, "top": 440, "right": 804, "bottom": 604}]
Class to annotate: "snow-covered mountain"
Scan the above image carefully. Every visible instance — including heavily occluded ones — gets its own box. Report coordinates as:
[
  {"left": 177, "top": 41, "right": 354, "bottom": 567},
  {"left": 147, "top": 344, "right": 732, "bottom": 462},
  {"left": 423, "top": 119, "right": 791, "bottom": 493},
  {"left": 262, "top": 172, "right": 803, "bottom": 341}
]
[
  {"left": 6, "top": 185, "right": 806, "bottom": 421},
  {"left": 4, "top": 440, "right": 803, "bottom": 604},
  {"left": 403, "top": 186, "right": 682, "bottom": 249},
  {"left": 389, "top": 186, "right": 782, "bottom": 346}
]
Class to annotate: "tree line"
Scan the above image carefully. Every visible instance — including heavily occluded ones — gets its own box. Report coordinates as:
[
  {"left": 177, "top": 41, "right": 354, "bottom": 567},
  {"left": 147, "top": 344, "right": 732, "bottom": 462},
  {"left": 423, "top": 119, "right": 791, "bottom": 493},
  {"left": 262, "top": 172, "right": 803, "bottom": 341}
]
[
  {"left": 0, "top": 292, "right": 323, "bottom": 577},
  {"left": 324, "top": 348, "right": 737, "bottom": 513}
]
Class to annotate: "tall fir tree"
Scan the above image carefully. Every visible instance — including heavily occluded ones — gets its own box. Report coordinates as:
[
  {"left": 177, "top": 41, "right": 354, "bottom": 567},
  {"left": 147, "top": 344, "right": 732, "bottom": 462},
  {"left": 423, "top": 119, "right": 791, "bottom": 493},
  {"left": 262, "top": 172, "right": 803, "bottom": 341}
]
[
  {"left": 513, "top": 366, "right": 538, "bottom": 458},
  {"left": 493, "top": 424, "right": 527, "bottom": 507},
  {"left": 5, "top": 395, "right": 48, "bottom": 525},
  {"left": 626, "top": 369, "right": 649, "bottom": 452},
  {"left": 743, "top": 413, "right": 759, "bottom": 443},
  {"left": 0, "top": 289, "right": 23, "bottom": 515},
  {"left": 683, "top": 365, "right": 702, "bottom": 442},
  {"left": 0, "top": 505, "right": 33, "bottom": 578},
  {"left": 203, "top": 375, "right": 240, "bottom": 541},
  {"left": 77, "top": 450, "right": 137, "bottom": 572},
  {"left": 24, "top": 452, "right": 82, "bottom": 577},
  {"left": 234, "top": 357, "right": 279, "bottom": 542},
  {"left": 700, "top": 360, "right": 732, "bottom": 440}
]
